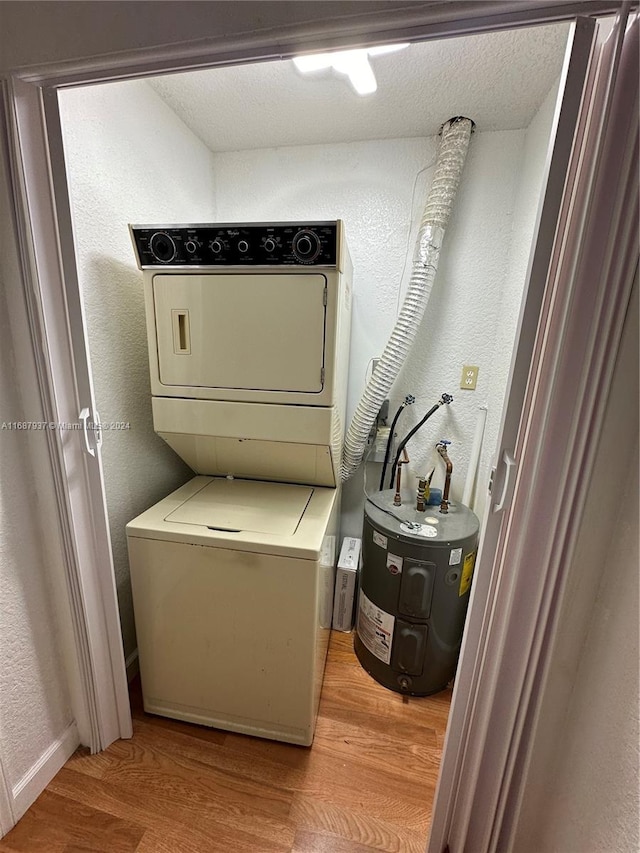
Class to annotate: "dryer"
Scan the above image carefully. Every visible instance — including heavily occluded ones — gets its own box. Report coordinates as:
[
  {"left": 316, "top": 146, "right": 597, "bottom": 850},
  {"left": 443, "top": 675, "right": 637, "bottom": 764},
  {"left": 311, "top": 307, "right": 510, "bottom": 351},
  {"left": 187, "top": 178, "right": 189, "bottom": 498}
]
[{"left": 127, "top": 222, "right": 352, "bottom": 746}]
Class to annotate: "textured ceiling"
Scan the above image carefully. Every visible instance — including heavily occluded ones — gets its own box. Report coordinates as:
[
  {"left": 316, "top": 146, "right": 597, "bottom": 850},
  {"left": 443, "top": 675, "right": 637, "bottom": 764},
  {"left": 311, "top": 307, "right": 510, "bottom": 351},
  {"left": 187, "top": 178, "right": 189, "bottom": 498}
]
[{"left": 146, "top": 23, "right": 569, "bottom": 152}]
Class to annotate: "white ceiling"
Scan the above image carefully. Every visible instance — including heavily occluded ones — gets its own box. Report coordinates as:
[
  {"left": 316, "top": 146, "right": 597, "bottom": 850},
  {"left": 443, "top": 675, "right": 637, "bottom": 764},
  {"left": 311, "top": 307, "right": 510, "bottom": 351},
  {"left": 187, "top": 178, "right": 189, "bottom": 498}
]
[{"left": 147, "top": 23, "right": 569, "bottom": 152}]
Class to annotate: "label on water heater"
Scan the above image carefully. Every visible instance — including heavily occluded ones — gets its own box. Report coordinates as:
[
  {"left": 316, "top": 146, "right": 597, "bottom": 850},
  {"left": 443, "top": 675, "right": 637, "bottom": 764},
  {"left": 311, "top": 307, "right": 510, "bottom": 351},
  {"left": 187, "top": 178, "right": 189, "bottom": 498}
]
[
  {"left": 449, "top": 548, "right": 462, "bottom": 566},
  {"left": 357, "top": 591, "right": 394, "bottom": 664},
  {"left": 386, "top": 552, "right": 403, "bottom": 575},
  {"left": 373, "top": 530, "right": 387, "bottom": 549},
  {"left": 459, "top": 551, "right": 476, "bottom": 597}
]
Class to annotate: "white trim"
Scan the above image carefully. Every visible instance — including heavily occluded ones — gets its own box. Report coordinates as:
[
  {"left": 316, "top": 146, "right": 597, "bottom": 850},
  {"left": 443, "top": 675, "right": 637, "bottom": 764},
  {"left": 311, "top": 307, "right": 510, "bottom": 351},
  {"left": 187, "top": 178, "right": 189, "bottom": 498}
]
[
  {"left": 125, "top": 650, "right": 140, "bottom": 684},
  {"left": 40, "top": 84, "right": 134, "bottom": 747},
  {"left": 495, "top": 12, "right": 638, "bottom": 848},
  {"left": 9, "top": 1, "right": 620, "bottom": 89},
  {"left": 4, "top": 75, "right": 132, "bottom": 752},
  {"left": 0, "top": 78, "right": 96, "bottom": 749},
  {"left": 429, "top": 9, "right": 636, "bottom": 853},
  {"left": 10, "top": 724, "right": 79, "bottom": 822}
]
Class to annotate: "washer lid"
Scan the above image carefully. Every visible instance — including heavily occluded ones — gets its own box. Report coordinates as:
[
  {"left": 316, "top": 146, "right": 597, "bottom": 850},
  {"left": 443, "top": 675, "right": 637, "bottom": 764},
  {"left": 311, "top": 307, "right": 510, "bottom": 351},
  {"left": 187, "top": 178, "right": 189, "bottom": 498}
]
[{"left": 164, "top": 478, "right": 313, "bottom": 536}]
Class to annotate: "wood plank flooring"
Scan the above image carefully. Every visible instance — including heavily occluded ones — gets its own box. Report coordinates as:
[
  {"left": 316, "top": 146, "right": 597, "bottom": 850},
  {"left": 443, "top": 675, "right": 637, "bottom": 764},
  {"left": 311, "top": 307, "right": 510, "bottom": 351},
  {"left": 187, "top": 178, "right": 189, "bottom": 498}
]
[{"left": 2, "top": 631, "right": 451, "bottom": 853}]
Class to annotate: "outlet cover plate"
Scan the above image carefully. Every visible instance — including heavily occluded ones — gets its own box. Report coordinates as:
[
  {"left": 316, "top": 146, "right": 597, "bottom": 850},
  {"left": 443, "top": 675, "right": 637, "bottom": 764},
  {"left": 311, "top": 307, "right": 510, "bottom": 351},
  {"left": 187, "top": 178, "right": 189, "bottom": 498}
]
[{"left": 460, "top": 365, "right": 479, "bottom": 390}]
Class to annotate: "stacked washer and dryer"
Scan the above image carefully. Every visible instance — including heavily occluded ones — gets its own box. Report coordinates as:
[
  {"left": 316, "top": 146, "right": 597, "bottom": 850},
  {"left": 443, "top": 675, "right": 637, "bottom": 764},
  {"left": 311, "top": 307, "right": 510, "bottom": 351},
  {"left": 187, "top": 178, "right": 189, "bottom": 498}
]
[{"left": 127, "top": 222, "right": 352, "bottom": 746}]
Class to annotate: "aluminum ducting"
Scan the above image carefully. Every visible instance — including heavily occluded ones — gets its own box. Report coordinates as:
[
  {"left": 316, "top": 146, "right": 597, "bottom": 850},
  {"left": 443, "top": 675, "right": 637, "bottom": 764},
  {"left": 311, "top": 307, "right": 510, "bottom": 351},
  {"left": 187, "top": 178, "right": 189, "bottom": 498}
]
[{"left": 341, "top": 116, "right": 474, "bottom": 483}]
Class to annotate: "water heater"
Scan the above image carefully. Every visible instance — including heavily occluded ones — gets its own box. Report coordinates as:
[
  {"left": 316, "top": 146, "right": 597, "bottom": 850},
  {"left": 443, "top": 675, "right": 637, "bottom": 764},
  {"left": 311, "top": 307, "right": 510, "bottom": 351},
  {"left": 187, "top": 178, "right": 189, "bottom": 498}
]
[{"left": 354, "top": 490, "right": 479, "bottom": 695}]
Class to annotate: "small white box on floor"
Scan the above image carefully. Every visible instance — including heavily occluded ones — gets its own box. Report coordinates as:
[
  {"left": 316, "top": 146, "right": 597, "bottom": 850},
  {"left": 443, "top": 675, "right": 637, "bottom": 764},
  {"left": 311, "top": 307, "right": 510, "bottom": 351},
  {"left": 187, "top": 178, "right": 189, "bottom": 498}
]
[{"left": 332, "top": 536, "right": 361, "bottom": 631}]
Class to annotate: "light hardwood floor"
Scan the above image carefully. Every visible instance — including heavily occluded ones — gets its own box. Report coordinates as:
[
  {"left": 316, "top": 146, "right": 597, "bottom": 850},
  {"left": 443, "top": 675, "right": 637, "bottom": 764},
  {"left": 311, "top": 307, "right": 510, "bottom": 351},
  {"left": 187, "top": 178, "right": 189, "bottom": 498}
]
[{"left": 1, "top": 631, "right": 451, "bottom": 853}]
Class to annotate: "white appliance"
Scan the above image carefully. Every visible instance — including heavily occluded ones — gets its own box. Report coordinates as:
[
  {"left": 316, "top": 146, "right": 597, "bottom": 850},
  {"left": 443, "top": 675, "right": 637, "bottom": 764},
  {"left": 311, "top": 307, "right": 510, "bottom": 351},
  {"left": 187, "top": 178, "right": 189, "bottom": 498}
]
[{"left": 127, "top": 222, "right": 352, "bottom": 745}]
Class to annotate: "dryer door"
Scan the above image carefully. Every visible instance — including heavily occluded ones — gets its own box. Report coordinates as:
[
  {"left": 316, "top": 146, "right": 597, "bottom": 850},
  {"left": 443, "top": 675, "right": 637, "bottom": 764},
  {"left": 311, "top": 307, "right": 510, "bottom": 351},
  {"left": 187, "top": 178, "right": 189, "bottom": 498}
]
[{"left": 153, "top": 273, "right": 327, "bottom": 393}]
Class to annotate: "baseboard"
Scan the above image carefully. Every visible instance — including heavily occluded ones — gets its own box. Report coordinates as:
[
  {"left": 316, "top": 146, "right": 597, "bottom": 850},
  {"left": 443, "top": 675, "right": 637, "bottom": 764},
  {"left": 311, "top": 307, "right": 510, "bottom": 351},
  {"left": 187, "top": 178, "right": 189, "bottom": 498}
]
[
  {"left": 125, "top": 649, "right": 139, "bottom": 683},
  {"left": 11, "top": 722, "right": 79, "bottom": 821}
]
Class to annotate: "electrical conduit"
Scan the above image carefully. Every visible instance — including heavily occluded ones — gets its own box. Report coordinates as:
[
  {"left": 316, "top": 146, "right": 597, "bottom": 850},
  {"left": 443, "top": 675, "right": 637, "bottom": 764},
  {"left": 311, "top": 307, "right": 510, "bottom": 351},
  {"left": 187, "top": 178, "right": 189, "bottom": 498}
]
[{"left": 341, "top": 116, "right": 474, "bottom": 482}]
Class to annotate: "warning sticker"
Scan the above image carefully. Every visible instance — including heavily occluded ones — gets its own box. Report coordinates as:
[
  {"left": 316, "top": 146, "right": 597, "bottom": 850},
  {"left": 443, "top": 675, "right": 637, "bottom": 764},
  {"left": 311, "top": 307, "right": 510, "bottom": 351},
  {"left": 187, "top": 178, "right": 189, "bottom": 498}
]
[
  {"left": 459, "top": 551, "right": 476, "bottom": 597},
  {"left": 357, "top": 591, "right": 394, "bottom": 664},
  {"left": 386, "top": 553, "right": 403, "bottom": 575},
  {"left": 372, "top": 530, "right": 388, "bottom": 549},
  {"left": 449, "top": 548, "right": 462, "bottom": 566}
]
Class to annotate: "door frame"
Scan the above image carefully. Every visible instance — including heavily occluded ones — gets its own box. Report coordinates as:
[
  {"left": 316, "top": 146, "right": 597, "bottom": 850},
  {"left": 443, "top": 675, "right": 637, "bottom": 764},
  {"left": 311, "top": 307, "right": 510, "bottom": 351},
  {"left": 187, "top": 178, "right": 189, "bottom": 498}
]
[
  {"left": 429, "top": 10, "right": 637, "bottom": 848},
  {"left": 0, "top": 0, "right": 633, "bottom": 847}
]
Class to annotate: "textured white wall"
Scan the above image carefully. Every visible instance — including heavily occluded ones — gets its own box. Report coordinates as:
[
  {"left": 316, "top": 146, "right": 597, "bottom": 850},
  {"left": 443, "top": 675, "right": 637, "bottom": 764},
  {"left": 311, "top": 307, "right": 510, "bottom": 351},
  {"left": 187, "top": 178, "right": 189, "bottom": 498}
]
[
  {"left": 58, "top": 75, "right": 558, "bottom": 658},
  {"left": 0, "top": 159, "right": 73, "bottom": 788},
  {"left": 512, "top": 276, "right": 639, "bottom": 853},
  {"left": 479, "top": 79, "right": 560, "bottom": 512},
  {"left": 213, "top": 124, "right": 552, "bottom": 533},
  {"left": 391, "top": 128, "right": 524, "bottom": 524},
  {"left": 58, "top": 80, "right": 217, "bottom": 660}
]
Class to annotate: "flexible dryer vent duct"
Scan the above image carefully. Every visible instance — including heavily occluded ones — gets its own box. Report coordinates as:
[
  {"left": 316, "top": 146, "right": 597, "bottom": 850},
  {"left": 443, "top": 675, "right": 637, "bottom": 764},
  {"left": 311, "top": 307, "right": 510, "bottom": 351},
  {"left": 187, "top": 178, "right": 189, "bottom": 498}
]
[{"left": 341, "top": 116, "right": 474, "bottom": 483}]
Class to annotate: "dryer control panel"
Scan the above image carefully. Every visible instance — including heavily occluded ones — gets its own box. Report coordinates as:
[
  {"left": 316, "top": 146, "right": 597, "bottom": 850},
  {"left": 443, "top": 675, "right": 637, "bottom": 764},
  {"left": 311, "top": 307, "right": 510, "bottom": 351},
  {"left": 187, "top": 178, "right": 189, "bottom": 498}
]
[{"left": 130, "top": 222, "right": 339, "bottom": 269}]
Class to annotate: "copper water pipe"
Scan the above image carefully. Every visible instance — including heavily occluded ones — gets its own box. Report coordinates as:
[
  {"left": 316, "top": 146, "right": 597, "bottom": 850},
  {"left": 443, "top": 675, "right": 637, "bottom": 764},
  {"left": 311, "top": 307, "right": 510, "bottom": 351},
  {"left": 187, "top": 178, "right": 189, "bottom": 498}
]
[{"left": 436, "top": 441, "right": 453, "bottom": 514}]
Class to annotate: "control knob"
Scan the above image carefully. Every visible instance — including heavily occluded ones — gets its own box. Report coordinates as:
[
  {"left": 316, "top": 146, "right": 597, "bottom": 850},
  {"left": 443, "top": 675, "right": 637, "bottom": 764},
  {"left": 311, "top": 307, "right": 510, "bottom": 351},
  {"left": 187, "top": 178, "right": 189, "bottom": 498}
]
[
  {"left": 292, "top": 229, "right": 321, "bottom": 263},
  {"left": 263, "top": 237, "right": 277, "bottom": 254},
  {"left": 149, "top": 232, "right": 176, "bottom": 263},
  {"left": 238, "top": 240, "right": 249, "bottom": 254},
  {"left": 185, "top": 240, "right": 197, "bottom": 254},
  {"left": 209, "top": 239, "right": 223, "bottom": 254}
]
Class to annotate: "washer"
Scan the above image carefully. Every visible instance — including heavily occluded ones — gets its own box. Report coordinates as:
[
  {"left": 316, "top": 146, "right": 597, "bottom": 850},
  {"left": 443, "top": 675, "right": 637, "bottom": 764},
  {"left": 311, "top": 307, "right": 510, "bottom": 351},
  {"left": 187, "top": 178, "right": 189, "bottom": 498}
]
[
  {"left": 127, "top": 222, "right": 352, "bottom": 746},
  {"left": 128, "top": 476, "right": 338, "bottom": 745}
]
